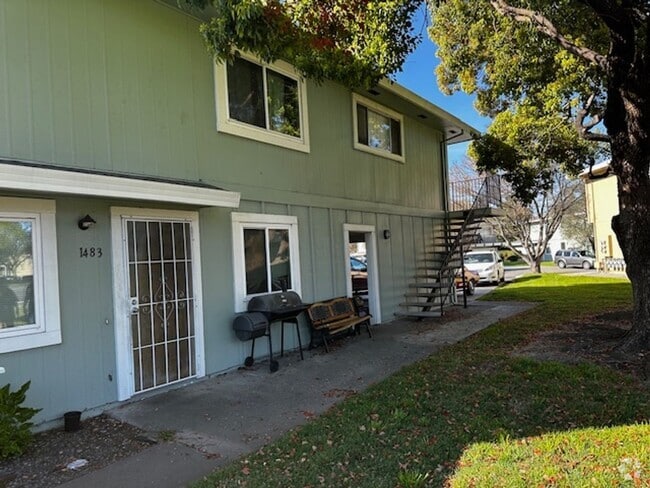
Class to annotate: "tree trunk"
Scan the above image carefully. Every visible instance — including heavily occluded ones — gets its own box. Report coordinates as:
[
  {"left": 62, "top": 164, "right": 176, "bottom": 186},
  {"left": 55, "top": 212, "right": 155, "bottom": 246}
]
[
  {"left": 605, "top": 36, "right": 650, "bottom": 353},
  {"left": 529, "top": 260, "right": 541, "bottom": 274},
  {"left": 612, "top": 208, "right": 650, "bottom": 352}
]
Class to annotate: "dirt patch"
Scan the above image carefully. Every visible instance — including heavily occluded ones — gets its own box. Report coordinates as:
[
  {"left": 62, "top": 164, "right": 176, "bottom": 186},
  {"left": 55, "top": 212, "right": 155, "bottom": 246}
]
[
  {"left": 515, "top": 309, "right": 649, "bottom": 383},
  {"left": 0, "top": 414, "right": 153, "bottom": 488}
]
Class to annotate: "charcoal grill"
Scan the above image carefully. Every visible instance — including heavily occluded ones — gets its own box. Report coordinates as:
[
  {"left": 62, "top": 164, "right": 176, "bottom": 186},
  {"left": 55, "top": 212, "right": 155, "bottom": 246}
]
[{"left": 233, "top": 291, "right": 308, "bottom": 372}]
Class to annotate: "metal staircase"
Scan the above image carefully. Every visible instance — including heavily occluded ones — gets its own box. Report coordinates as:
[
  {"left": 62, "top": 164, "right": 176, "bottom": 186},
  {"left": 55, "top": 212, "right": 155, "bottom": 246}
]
[{"left": 397, "top": 175, "right": 502, "bottom": 318}]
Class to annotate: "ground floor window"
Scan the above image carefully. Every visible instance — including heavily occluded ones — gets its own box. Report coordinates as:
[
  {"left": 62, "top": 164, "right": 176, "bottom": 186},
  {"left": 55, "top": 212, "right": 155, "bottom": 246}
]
[
  {"left": 0, "top": 197, "right": 60, "bottom": 353},
  {"left": 232, "top": 213, "right": 301, "bottom": 311}
]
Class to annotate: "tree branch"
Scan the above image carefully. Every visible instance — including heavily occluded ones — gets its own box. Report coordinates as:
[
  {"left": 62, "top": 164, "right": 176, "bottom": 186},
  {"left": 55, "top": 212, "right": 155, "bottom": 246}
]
[
  {"left": 489, "top": 0, "right": 609, "bottom": 71},
  {"left": 575, "top": 92, "right": 612, "bottom": 142}
]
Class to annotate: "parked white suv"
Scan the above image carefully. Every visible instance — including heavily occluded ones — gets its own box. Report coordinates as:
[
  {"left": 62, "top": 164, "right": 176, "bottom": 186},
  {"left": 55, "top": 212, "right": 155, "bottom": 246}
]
[{"left": 463, "top": 250, "right": 505, "bottom": 284}]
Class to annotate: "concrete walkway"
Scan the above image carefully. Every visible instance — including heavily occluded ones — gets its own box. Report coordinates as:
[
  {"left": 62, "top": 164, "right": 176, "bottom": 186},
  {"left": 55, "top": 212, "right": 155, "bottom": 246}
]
[{"left": 60, "top": 300, "right": 533, "bottom": 488}]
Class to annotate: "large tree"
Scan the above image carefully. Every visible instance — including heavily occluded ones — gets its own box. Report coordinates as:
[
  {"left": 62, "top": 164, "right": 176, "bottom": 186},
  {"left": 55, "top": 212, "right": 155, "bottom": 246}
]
[
  {"left": 184, "top": 0, "right": 649, "bottom": 352},
  {"left": 429, "top": 1, "right": 648, "bottom": 352}
]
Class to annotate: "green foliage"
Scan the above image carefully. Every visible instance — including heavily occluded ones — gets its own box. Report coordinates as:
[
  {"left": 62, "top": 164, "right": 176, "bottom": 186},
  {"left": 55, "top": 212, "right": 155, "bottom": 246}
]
[
  {"left": 429, "top": 0, "right": 607, "bottom": 118},
  {"left": 0, "top": 381, "right": 40, "bottom": 459},
  {"left": 430, "top": 0, "right": 607, "bottom": 203},
  {"left": 449, "top": 424, "right": 650, "bottom": 487},
  {"left": 0, "top": 221, "right": 32, "bottom": 276},
  {"left": 469, "top": 109, "right": 597, "bottom": 203},
  {"left": 397, "top": 470, "right": 430, "bottom": 488},
  {"left": 193, "top": 275, "right": 648, "bottom": 487},
  {"left": 181, "top": 0, "right": 421, "bottom": 88}
]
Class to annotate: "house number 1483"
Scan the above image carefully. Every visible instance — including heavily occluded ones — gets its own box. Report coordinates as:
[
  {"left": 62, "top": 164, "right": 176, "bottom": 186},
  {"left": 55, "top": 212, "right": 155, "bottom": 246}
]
[{"left": 80, "top": 247, "right": 103, "bottom": 258}]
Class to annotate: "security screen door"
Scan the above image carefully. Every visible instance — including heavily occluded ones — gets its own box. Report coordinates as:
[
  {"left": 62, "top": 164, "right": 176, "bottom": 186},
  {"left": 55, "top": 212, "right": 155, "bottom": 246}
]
[{"left": 125, "top": 219, "right": 196, "bottom": 392}]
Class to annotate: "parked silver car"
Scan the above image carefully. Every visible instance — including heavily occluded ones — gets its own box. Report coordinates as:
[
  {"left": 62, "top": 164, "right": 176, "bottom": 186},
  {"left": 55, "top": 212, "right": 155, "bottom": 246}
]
[{"left": 554, "top": 250, "right": 596, "bottom": 269}]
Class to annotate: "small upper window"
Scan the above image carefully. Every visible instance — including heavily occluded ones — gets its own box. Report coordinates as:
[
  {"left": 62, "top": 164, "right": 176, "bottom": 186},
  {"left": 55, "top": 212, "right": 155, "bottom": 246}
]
[
  {"left": 0, "top": 198, "right": 61, "bottom": 353},
  {"left": 353, "top": 94, "right": 404, "bottom": 163},
  {"left": 215, "top": 55, "right": 310, "bottom": 153}
]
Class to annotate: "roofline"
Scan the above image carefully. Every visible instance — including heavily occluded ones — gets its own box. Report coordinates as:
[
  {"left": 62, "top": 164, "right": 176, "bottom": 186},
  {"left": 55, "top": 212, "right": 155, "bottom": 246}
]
[
  {"left": 579, "top": 160, "right": 611, "bottom": 180},
  {"left": 0, "top": 158, "right": 240, "bottom": 208},
  {"left": 378, "top": 79, "right": 479, "bottom": 144}
]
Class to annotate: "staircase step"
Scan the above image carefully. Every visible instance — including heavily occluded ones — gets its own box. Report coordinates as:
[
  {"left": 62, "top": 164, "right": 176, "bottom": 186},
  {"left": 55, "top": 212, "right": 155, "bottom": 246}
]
[
  {"left": 413, "top": 276, "right": 454, "bottom": 283},
  {"left": 400, "top": 300, "right": 444, "bottom": 307},
  {"left": 404, "top": 291, "right": 445, "bottom": 298},
  {"left": 395, "top": 311, "right": 443, "bottom": 318},
  {"left": 408, "top": 282, "right": 452, "bottom": 289},
  {"left": 419, "top": 260, "right": 461, "bottom": 268}
]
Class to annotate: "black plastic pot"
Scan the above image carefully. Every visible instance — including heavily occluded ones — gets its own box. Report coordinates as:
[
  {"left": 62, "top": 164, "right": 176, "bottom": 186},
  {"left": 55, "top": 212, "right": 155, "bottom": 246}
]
[{"left": 64, "top": 411, "right": 82, "bottom": 432}]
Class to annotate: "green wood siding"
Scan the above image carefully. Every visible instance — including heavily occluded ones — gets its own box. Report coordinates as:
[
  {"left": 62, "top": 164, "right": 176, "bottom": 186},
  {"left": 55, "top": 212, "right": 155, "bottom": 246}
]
[
  {"left": 0, "top": 0, "right": 446, "bottom": 212},
  {"left": 0, "top": 0, "right": 456, "bottom": 424}
]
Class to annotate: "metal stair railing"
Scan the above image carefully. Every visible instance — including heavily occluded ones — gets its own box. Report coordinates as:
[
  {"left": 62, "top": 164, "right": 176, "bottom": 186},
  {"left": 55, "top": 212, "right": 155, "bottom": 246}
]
[{"left": 430, "top": 175, "right": 502, "bottom": 314}]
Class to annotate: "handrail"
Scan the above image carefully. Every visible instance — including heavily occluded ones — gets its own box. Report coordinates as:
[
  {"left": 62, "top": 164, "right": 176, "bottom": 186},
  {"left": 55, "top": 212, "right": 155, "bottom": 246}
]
[{"left": 431, "top": 175, "right": 502, "bottom": 314}]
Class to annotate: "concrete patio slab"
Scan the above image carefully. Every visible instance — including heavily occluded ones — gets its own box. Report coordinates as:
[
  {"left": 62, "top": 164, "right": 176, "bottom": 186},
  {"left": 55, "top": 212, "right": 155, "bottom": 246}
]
[{"left": 59, "top": 299, "right": 533, "bottom": 488}]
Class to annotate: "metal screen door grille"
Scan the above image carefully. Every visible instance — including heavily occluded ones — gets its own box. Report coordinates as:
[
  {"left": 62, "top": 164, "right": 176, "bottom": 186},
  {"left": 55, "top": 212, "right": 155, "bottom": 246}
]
[{"left": 126, "top": 219, "right": 196, "bottom": 393}]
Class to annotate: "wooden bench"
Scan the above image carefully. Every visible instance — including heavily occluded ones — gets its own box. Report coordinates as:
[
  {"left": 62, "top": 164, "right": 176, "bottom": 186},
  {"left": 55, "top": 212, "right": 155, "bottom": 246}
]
[{"left": 307, "top": 297, "right": 373, "bottom": 352}]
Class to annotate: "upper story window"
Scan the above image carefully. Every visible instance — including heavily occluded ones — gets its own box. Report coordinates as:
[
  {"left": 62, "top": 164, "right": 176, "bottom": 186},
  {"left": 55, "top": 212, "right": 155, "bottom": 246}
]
[
  {"left": 353, "top": 93, "right": 405, "bottom": 163},
  {"left": 0, "top": 198, "right": 61, "bottom": 353},
  {"left": 231, "top": 213, "right": 302, "bottom": 312},
  {"left": 215, "top": 55, "right": 310, "bottom": 153}
]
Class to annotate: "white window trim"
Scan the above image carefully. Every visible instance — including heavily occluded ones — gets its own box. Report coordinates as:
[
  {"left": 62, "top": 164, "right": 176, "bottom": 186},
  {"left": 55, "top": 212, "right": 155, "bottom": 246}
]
[
  {"left": 231, "top": 213, "right": 302, "bottom": 312},
  {"left": 214, "top": 54, "right": 311, "bottom": 153},
  {"left": 352, "top": 93, "right": 405, "bottom": 163},
  {"left": 0, "top": 197, "right": 61, "bottom": 353}
]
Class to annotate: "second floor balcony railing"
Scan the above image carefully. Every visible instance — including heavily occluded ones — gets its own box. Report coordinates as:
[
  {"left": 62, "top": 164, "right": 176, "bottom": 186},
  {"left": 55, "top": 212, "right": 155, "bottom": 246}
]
[{"left": 449, "top": 174, "right": 502, "bottom": 212}]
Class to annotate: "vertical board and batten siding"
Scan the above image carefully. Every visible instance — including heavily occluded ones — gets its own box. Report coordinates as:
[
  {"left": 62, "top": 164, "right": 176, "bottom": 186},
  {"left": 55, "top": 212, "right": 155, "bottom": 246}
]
[
  {"left": 232, "top": 200, "right": 437, "bottom": 322},
  {"left": 0, "top": 196, "right": 124, "bottom": 418},
  {"left": 0, "top": 0, "right": 445, "bottom": 212},
  {"left": 0, "top": 0, "right": 450, "bottom": 423}
]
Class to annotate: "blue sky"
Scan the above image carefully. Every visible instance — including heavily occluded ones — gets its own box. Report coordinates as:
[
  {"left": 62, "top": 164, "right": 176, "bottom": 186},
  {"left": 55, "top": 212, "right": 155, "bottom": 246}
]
[{"left": 393, "top": 12, "right": 492, "bottom": 165}]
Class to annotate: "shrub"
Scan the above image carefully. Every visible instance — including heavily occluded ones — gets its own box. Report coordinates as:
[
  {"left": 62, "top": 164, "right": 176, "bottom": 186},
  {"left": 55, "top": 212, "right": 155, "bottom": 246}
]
[{"left": 0, "top": 381, "right": 40, "bottom": 459}]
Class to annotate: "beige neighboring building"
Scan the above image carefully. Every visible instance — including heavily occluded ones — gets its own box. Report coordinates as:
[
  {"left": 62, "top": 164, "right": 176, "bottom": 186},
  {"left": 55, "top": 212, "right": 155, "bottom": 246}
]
[{"left": 581, "top": 161, "right": 625, "bottom": 270}]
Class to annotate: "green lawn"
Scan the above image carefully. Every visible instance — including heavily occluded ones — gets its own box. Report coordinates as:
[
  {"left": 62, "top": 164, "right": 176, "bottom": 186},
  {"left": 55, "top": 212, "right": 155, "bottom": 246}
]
[{"left": 194, "top": 274, "right": 649, "bottom": 488}]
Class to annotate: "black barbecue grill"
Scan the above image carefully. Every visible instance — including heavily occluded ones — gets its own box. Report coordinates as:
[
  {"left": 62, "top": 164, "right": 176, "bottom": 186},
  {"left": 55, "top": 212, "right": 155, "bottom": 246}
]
[{"left": 232, "top": 291, "right": 309, "bottom": 372}]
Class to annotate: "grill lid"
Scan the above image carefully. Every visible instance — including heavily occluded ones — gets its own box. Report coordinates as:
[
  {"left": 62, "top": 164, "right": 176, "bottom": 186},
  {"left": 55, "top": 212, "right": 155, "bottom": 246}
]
[{"left": 248, "top": 291, "right": 303, "bottom": 312}]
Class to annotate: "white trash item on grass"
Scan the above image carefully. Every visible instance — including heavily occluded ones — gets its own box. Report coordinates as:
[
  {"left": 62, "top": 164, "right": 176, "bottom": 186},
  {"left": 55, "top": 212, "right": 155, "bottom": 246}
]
[{"left": 66, "top": 459, "right": 89, "bottom": 471}]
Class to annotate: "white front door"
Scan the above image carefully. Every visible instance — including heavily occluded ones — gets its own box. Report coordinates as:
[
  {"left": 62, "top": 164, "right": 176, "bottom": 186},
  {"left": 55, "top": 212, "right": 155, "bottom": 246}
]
[
  {"left": 111, "top": 208, "right": 205, "bottom": 400},
  {"left": 343, "top": 224, "right": 381, "bottom": 324}
]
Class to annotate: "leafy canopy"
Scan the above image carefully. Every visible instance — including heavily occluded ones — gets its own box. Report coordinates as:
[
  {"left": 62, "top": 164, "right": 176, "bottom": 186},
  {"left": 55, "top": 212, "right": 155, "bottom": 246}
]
[
  {"left": 430, "top": 0, "right": 607, "bottom": 118},
  {"left": 181, "top": 0, "right": 421, "bottom": 88},
  {"left": 430, "top": 0, "right": 607, "bottom": 201},
  {"left": 469, "top": 107, "right": 597, "bottom": 203}
]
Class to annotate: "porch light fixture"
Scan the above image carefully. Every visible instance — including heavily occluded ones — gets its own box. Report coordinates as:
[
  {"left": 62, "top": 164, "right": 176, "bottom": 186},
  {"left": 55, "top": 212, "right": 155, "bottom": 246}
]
[
  {"left": 383, "top": 229, "right": 391, "bottom": 239},
  {"left": 78, "top": 214, "right": 96, "bottom": 230}
]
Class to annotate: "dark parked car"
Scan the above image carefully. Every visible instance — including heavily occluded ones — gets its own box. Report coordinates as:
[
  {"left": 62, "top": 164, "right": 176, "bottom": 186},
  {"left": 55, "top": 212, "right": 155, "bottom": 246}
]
[{"left": 350, "top": 257, "right": 368, "bottom": 293}]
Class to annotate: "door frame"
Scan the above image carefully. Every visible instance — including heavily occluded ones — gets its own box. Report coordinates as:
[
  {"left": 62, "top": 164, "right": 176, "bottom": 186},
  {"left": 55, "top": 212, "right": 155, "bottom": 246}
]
[
  {"left": 110, "top": 207, "right": 206, "bottom": 401},
  {"left": 343, "top": 224, "right": 381, "bottom": 324}
]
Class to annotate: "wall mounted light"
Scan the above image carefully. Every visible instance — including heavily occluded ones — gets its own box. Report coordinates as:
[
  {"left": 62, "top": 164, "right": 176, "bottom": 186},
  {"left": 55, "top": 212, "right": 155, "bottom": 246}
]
[
  {"left": 383, "top": 229, "right": 391, "bottom": 240},
  {"left": 78, "top": 214, "right": 96, "bottom": 231}
]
